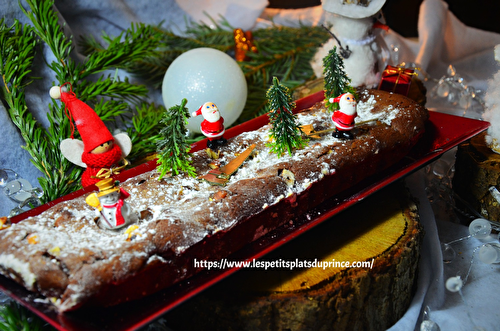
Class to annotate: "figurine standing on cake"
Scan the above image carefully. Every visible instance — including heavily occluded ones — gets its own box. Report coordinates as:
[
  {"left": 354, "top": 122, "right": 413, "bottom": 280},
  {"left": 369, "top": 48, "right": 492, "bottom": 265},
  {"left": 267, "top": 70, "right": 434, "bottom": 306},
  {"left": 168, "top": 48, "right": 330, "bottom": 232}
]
[
  {"left": 49, "top": 85, "right": 132, "bottom": 187},
  {"left": 191, "top": 102, "right": 227, "bottom": 149},
  {"left": 330, "top": 92, "right": 358, "bottom": 140},
  {"left": 85, "top": 178, "right": 137, "bottom": 230}
]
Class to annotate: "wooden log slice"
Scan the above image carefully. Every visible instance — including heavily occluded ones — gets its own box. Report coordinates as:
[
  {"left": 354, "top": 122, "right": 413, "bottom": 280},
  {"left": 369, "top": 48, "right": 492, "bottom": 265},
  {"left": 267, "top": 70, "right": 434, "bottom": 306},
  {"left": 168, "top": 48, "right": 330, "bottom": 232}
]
[{"left": 165, "top": 182, "right": 423, "bottom": 331}]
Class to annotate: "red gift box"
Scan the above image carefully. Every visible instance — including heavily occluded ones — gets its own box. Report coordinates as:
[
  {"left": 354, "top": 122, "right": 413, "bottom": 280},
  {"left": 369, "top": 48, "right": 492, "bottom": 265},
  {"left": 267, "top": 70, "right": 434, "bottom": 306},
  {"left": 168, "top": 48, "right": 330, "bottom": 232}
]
[{"left": 378, "top": 65, "right": 414, "bottom": 96}]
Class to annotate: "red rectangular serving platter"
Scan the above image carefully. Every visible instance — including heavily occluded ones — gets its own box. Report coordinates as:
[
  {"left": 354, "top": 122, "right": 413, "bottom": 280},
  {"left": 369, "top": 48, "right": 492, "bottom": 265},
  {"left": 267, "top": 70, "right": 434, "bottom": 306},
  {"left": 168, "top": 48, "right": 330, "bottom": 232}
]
[{"left": 0, "top": 91, "right": 490, "bottom": 330}]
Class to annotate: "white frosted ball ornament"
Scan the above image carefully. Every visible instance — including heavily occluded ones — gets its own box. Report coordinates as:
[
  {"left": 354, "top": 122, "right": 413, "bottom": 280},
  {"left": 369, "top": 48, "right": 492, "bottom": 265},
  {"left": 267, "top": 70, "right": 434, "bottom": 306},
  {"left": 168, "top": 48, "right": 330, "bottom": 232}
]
[
  {"left": 478, "top": 243, "right": 500, "bottom": 264},
  {"left": 162, "top": 48, "right": 247, "bottom": 134},
  {"left": 445, "top": 276, "right": 463, "bottom": 292},
  {"left": 49, "top": 86, "right": 61, "bottom": 99},
  {"left": 468, "top": 218, "right": 492, "bottom": 239}
]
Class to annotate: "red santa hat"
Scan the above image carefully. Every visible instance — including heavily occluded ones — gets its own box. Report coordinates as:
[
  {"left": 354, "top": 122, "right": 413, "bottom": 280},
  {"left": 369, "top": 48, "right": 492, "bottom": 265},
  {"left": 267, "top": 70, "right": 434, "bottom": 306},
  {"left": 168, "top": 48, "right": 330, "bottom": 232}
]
[
  {"left": 50, "top": 84, "right": 114, "bottom": 154},
  {"left": 331, "top": 93, "right": 357, "bottom": 104},
  {"left": 192, "top": 105, "right": 203, "bottom": 117},
  {"left": 331, "top": 93, "right": 350, "bottom": 104},
  {"left": 192, "top": 102, "right": 219, "bottom": 118}
]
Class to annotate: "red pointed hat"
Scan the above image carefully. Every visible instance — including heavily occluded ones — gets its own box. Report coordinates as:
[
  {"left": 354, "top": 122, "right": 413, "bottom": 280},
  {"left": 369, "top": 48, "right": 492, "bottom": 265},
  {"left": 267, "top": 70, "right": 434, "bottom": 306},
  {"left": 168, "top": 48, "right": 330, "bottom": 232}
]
[
  {"left": 55, "top": 84, "right": 114, "bottom": 154},
  {"left": 332, "top": 93, "right": 347, "bottom": 104}
]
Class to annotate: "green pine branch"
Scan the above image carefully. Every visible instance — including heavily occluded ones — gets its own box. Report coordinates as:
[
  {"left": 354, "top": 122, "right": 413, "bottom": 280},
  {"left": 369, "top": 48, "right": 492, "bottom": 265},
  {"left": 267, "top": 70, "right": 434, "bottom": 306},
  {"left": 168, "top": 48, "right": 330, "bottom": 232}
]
[
  {"left": 79, "top": 20, "right": 331, "bottom": 124},
  {"left": 0, "top": 0, "right": 167, "bottom": 203},
  {"left": 3, "top": 2, "right": 330, "bottom": 204},
  {"left": 0, "top": 18, "right": 65, "bottom": 199},
  {"left": 81, "top": 23, "right": 163, "bottom": 78},
  {"left": 0, "top": 3, "right": 169, "bottom": 325},
  {"left": 156, "top": 98, "right": 196, "bottom": 179},
  {"left": 0, "top": 301, "right": 52, "bottom": 331}
]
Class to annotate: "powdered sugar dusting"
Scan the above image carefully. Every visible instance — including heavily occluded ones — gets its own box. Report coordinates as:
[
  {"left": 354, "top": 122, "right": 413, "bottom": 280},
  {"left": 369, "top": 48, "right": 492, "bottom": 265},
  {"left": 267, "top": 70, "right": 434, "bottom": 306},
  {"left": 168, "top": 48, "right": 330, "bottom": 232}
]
[
  {"left": 0, "top": 90, "right": 415, "bottom": 311},
  {"left": 0, "top": 254, "right": 36, "bottom": 289},
  {"left": 356, "top": 94, "right": 398, "bottom": 125}
]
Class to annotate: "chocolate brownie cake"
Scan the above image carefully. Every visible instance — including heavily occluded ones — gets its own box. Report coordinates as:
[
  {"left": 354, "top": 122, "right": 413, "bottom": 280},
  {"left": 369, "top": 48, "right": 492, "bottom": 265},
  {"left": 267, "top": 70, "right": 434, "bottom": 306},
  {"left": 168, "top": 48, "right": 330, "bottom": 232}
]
[{"left": 0, "top": 89, "right": 428, "bottom": 312}]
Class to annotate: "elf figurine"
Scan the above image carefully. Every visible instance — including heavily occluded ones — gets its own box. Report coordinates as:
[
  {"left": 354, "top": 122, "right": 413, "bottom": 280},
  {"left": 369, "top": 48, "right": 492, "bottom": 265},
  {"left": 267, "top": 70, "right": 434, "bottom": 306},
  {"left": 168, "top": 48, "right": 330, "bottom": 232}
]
[
  {"left": 330, "top": 92, "right": 358, "bottom": 140},
  {"left": 49, "top": 85, "right": 132, "bottom": 187},
  {"left": 191, "top": 102, "right": 227, "bottom": 149},
  {"left": 85, "top": 178, "right": 137, "bottom": 230}
]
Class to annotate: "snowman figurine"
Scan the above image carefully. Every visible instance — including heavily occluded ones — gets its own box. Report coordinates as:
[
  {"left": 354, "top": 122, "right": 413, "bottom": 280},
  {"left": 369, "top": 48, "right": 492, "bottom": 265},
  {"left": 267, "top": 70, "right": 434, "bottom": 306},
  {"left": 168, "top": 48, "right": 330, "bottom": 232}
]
[
  {"left": 311, "top": 0, "right": 389, "bottom": 88},
  {"left": 191, "top": 101, "right": 227, "bottom": 149},
  {"left": 330, "top": 92, "right": 358, "bottom": 140},
  {"left": 85, "top": 178, "right": 137, "bottom": 230}
]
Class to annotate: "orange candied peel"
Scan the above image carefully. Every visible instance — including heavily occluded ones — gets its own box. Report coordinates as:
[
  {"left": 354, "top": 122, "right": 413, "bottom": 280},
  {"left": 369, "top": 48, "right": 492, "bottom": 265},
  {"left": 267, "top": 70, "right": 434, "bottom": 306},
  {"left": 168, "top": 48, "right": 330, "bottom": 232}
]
[
  {"left": 0, "top": 217, "right": 11, "bottom": 230},
  {"left": 27, "top": 233, "right": 39, "bottom": 244}
]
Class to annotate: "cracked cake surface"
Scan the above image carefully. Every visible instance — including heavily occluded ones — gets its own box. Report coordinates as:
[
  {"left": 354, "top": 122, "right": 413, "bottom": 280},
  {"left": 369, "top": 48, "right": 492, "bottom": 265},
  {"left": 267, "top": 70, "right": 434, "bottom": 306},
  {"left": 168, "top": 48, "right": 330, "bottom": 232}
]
[{"left": 0, "top": 89, "right": 428, "bottom": 311}]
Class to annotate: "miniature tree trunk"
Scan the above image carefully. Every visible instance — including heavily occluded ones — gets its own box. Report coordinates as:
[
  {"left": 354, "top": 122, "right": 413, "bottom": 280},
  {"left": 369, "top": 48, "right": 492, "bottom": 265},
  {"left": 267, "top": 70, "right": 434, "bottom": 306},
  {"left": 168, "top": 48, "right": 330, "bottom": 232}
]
[
  {"left": 266, "top": 77, "right": 308, "bottom": 156},
  {"left": 156, "top": 98, "right": 196, "bottom": 179}
]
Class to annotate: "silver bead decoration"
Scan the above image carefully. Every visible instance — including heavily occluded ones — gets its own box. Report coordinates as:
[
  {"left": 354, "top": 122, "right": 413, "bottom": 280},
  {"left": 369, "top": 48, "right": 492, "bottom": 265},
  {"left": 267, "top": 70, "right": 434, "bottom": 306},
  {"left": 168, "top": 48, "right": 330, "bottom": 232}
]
[
  {"left": 441, "top": 242, "right": 456, "bottom": 264},
  {"left": 8, "top": 206, "right": 24, "bottom": 218},
  {"left": 390, "top": 44, "right": 400, "bottom": 66},
  {"left": 0, "top": 169, "right": 8, "bottom": 186},
  {"left": 0, "top": 290, "right": 11, "bottom": 305},
  {"left": 387, "top": 47, "right": 485, "bottom": 112},
  {"left": 420, "top": 320, "right": 441, "bottom": 331},
  {"left": 447, "top": 64, "right": 457, "bottom": 76},
  {"left": 1, "top": 168, "right": 43, "bottom": 218},
  {"left": 429, "top": 64, "right": 485, "bottom": 112},
  {"left": 436, "top": 79, "right": 450, "bottom": 97},
  {"left": 459, "top": 89, "right": 472, "bottom": 109},
  {"left": 420, "top": 306, "right": 441, "bottom": 331}
]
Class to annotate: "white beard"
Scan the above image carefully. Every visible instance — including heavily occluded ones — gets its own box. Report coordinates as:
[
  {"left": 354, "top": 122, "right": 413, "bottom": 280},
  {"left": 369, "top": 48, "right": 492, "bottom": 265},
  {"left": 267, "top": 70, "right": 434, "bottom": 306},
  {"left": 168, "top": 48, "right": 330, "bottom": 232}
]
[
  {"left": 340, "top": 102, "right": 357, "bottom": 115},
  {"left": 203, "top": 109, "right": 221, "bottom": 122}
]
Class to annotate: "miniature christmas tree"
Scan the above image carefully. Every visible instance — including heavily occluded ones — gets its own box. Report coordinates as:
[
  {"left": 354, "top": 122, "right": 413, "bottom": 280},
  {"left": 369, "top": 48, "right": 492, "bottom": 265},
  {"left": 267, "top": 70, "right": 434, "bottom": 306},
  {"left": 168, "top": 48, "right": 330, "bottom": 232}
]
[
  {"left": 266, "top": 77, "right": 308, "bottom": 157},
  {"left": 323, "top": 46, "right": 357, "bottom": 111},
  {"left": 156, "top": 98, "right": 196, "bottom": 179}
]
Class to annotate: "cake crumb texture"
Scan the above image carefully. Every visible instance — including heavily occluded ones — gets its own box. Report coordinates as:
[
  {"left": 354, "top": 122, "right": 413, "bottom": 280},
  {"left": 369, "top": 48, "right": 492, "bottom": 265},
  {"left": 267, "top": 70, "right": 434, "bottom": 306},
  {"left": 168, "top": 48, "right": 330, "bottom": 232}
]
[{"left": 0, "top": 89, "right": 428, "bottom": 311}]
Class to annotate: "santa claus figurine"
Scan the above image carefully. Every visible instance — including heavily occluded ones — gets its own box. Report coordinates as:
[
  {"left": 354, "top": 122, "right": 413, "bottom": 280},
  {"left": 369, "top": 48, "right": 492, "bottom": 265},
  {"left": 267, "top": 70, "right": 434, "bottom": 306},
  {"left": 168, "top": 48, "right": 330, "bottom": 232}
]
[
  {"left": 85, "top": 178, "right": 137, "bottom": 230},
  {"left": 49, "top": 84, "right": 132, "bottom": 187},
  {"left": 330, "top": 92, "right": 358, "bottom": 140},
  {"left": 191, "top": 102, "right": 227, "bottom": 149}
]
